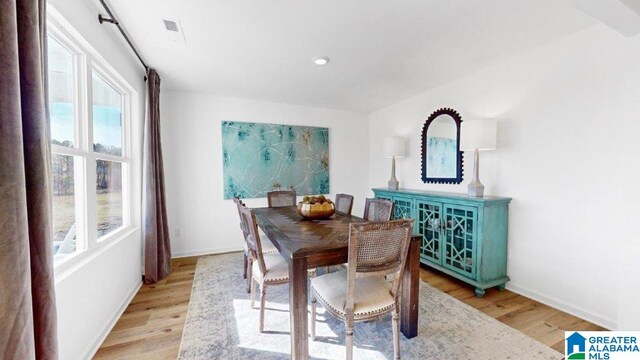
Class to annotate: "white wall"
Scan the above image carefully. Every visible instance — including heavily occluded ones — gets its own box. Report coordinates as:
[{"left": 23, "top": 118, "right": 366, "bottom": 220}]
[
  {"left": 161, "top": 92, "right": 369, "bottom": 257},
  {"left": 368, "top": 24, "right": 640, "bottom": 330},
  {"left": 48, "top": 1, "right": 146, "bottom": 359}
]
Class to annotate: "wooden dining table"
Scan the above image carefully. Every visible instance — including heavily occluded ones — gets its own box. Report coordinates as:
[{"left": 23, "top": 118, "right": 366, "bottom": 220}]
[{"left": 254, "top": 206, "right": 421, "bottom": 360}]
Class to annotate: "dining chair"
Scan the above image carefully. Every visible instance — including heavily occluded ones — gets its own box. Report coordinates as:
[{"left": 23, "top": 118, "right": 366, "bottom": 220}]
[
  {"left": 267, "top": 190, "right": 297, "bottom": 208},
  {"left": 239, "top": 204, "right": 316, "bottom": 333},
  {"left": 310, "top": 219, "right": 414, "bottom": 359},
  {"left": 233, "top": 198, "right": 278, "bottom": 292},
  {"left": 362, "top": 198, "right": 394, "bottom": 221},
  {"left": 335, "top": 193, "right": 354, "bottom": 215},
  {"left": 325, "top": 197, "right": 391, "bottom": 275}
]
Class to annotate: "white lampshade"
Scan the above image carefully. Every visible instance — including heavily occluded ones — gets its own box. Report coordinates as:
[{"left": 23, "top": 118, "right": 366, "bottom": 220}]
[
  {"left": 460, "top": 119, "right": 497, "bottom": 151},
  {"left": 383, "top": 136, "right": 406, "bottom": 158}
]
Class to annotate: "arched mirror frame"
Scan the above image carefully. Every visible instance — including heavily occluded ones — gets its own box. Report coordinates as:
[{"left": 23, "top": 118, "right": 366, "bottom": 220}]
[{"left": 421, "top": 107, "right": 464, "bottom": 184}]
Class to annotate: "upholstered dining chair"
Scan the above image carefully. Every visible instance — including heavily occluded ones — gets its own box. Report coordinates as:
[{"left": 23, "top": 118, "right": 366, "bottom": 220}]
[
  {"left": 363, "top": 198, "right": 394, "bottom": 222},
  {"left": 233, "top": 198, "right": 278, "bottom": 292},
  {"left": 310, "top": 219, "right": 414, "bottom": 359},
  {"left": 239, "top": 204, "right": 316, "bottom": 333},
  {"left": 335, "top": 193, "right": 354, "bottom": 215},
  {"left": 267, "top": 190, "right": 297, "bottom": 207}
]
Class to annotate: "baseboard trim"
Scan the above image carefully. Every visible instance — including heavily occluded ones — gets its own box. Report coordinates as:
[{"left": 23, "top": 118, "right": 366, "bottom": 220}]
[
  {"left": 172, "top": 245, "right": 244, "bottom": 259},
  {"left": 82, "top": 279, "right": 142, "bottom": 360},
  {"left": 506, "top": 282, "right": 617, "bottom": 330}
]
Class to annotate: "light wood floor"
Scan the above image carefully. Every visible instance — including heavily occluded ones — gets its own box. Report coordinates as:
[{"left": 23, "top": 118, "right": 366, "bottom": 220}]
[{"left": 94, "top": 255, "right": 605, "bottom": 359}]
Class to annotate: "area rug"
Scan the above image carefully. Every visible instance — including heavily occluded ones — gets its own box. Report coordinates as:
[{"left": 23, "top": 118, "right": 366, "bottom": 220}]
[{"left": 178, "top": 253, "right": 562, "bottom": 359}]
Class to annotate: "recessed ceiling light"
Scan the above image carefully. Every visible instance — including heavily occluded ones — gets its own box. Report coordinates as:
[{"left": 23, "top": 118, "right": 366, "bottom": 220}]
[{"left": 313, "top": 57, "right": 330, "bottom": 66}]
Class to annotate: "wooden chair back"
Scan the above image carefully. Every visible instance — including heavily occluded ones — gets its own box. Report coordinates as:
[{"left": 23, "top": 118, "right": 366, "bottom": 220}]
[
  {"left": 239, "top": 204, "right": 267, "bottom": 274},
  {"left": 232, "top": 197, "right": 249, "bottom": 239}
]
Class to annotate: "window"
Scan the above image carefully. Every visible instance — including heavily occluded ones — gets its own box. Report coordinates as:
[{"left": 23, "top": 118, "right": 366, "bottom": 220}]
[
  {"left": 92, "top": 71, "right": 127, "bottom": 239},
  {"left": 47, "top": 15, "right": 136, "bottom": 266},
  {"left": 48, "top": 33, "right": 82, "bottom": 261},
  {"left": 96, "top": 160, "right": 123, "bottom": 238},
  {"left": 92, "top": 72, "right": 123, "bottom": 156},
  {"left": 48, "top": 36, "right": 76, "bottom": 147}
]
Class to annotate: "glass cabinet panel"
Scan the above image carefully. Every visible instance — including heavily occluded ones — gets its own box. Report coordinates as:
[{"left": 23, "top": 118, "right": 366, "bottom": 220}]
[
  {"left": 443, "top": 205, "right": 477, "bottom": 277},
  {"left": 391, "top": 197, "right": 413, "bottom": 220},
  {"left": 416, "top": 200, "right": 442, "bottom": 264}
]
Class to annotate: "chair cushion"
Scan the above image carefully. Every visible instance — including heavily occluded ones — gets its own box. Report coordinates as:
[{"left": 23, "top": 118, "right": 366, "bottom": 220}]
[
  {"left": 261, "top": 236, "right": 278, "bottom": 254},
  {"left": 311, "top": 270, "right": 395, "bottom": 319},
  {"left": 251, "top": 253, "right": 317, "bottom": 284},
  {"left": 242, "top": 235, "right": 278, "bottom": 254},
  {"left": 252, "top": 253, "right": 289, "bottom": 283}
]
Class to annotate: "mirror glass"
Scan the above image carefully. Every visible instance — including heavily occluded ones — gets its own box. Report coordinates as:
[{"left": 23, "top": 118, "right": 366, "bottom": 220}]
[
  {"left": 426, "top": 114, "right": 457, "bottom": 178},
  {"left": 421, "top": 108, "right": 463, "bottom": 184}
]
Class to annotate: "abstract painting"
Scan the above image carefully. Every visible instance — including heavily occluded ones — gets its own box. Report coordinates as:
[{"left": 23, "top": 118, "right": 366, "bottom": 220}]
[
  {"left": 426, "top": 137, "right": 457, "bottom": 178},
  {"left": 221, "top": 121, "right": 329, "bottom": 199}
]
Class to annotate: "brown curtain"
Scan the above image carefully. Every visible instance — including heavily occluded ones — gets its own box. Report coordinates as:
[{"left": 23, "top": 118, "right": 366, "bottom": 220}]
[
  {"left": 0, "top": 0, "right": 59, "bottom": 359},
  {"left": 143, "top": 69, "right": 172, "bottom": 284}
]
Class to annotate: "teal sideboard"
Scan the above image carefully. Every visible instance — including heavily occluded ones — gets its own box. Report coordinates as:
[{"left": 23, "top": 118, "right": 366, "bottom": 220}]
[{"left": 373, "top": 188, "right": 512, "bottom": 297}]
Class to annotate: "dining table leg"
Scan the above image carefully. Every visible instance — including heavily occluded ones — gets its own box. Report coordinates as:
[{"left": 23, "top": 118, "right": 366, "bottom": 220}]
[
  {"left": 288, "top": 256, "right": 309, "bottom": 360},
  {"left": 401, "top": 236, "right": 420, "bottom": 338}
]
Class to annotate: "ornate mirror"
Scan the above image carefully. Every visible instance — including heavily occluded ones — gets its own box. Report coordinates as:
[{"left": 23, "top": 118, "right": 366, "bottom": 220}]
[{"left": 421, "top": 108, "right": 464, "bottom": 184}]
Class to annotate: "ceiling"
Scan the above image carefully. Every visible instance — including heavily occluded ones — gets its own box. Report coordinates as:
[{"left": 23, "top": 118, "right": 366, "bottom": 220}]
[{"left": 104, "top": 0, "right": 599, "bottom": 113}]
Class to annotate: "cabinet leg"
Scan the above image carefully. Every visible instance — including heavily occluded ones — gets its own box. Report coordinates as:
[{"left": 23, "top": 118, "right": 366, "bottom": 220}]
[
  {"left": 475, "top": 288, "right": 485, "bottom": 298},
  {"left": 498, "top": 284, "right": 506, "bottom": 291}
]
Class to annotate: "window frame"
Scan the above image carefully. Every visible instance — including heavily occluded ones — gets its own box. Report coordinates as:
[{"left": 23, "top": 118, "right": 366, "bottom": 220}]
[
  {"left": 48, "top": 8, "right": 139, "bottom": 272},
  {"left": 89, "top": 65, "right": 132, "bottom": 244}
]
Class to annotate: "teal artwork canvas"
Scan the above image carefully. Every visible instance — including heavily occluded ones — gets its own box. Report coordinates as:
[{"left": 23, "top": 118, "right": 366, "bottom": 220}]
[
  {"left": 221, "top": 121, "right": 330, "bottom": 199},
  {"left": 426, "top": 137, "right": 457, "bottom": 178}
]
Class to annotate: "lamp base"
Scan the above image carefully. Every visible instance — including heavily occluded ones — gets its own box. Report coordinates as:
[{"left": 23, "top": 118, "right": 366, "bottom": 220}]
[
  {"left": 467, "top": 182, "right": 484, "bottom": 197},
  {"left": 387, "top": 156, "right": 399, "bottom": 190},
  {"left": 467, "top": 149, "right": 484, "bottom": 197}
]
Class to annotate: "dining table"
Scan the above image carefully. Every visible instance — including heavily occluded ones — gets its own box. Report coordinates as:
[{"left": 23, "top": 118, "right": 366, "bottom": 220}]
[{"left": 254, "top": 206, "right": 421, "bottom": 360}]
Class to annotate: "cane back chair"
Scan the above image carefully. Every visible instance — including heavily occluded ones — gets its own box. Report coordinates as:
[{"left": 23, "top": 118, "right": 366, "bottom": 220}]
[
  {"left": 362, "top": 198, "right": 394, "bottom": 222},
  {"left": 335, "top": 193, "right": 355, "bottom": 215},
  {"left": 239, "top": 204, "right": 316, "bottom": 332},
  {"left": 267, "top": 190, "right": 297, "bottom": 208},
  {"left": 233, "top": 198, "right": 277, "bottom": 292},
  {"left": 310, "top": 219, "right": 414, "bottom": 359}
]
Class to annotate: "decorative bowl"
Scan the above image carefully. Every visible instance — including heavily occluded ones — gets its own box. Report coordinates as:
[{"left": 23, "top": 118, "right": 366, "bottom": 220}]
[{"left": 297, "top": 201, "right": 335, "bottom": 220}]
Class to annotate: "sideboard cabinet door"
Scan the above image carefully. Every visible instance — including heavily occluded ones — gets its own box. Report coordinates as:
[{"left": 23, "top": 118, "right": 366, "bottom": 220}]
[
  {"left": 442, "top": 204, "right": 478, "bottom": 279},
  {"left": 415, "top": 200, "right": 443, "bottom": 264},
  {"left": 390, "top": 196, "right": 414, "bottom": 220}
]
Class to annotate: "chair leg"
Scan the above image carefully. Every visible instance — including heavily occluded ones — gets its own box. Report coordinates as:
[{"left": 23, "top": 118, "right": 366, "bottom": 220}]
[
  {"left": 345, "top": 320, "right": 354, "bottom": 360},
  {"left": 243, "top": 252, "right": 248, "bottom": 279},
  {"left": 246, "top": 258, "right": 253, "bottom": 293},
  {"left": 310, "top": 292, "right": 317, "bottom": 340},
  {"left": 250, "top": 277, "right": 256, "bottom": 308},
  {"left": 259, "top": 282, "right": 267, "bottom": 333},
  {"left": 392, "top": 305, "right": 400, "bottom": 360}
]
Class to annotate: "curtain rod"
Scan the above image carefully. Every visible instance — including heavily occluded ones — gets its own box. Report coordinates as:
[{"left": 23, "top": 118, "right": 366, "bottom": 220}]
[{"left": 98, "top": 0, "right": 150, "bottom": 74}]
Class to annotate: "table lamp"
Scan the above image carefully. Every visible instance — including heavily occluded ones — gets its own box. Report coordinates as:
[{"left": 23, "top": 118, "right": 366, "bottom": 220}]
[
  {"left": 460, "top": 119, "right": 497, "bottom": 197},
  {"left": 383, "top": 136, "right": 406, "bottom": 190}
]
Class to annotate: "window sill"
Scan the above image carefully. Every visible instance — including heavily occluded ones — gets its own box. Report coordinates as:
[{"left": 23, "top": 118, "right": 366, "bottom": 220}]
[{"left": 54, "top": 225, "right": 140, "bottom": 283}]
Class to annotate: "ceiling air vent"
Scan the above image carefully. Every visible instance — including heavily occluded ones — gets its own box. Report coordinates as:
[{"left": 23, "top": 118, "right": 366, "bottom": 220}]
[
  {"left": 161, "top": 18, "right": 186, "bottom": 44},
  {"left": 163, "top": 20, "right": 179, "bottom": 32}
]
